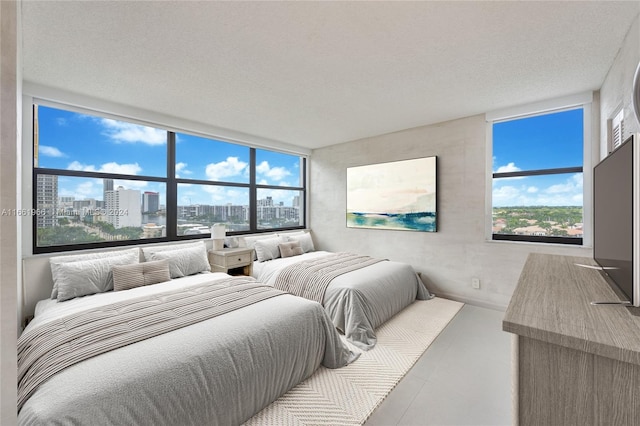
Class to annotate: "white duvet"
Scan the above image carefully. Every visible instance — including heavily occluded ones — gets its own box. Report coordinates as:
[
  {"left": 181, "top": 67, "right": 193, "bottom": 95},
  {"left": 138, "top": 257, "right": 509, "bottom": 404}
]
[
  {"left": 19, "top": 272, "right": 358, "bottom": 426},
  {"left": 253, "top": 251, "right": 432, "bottom": 350}
]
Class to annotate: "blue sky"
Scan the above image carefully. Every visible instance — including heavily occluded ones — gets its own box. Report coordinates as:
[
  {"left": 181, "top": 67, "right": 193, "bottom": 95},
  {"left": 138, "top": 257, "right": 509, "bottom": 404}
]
[
  {"left": 37, "top": 106, "right": 302, "bottom": 206},
  {"left": 492, "top": 108, "right": 584, "bottom": 207}
]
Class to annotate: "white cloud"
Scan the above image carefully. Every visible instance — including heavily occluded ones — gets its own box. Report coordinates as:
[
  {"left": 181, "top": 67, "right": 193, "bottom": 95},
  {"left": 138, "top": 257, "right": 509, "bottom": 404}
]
[
  {"left": 493, "top": 173, "right": 583, "bottom": 207},
  {"left": 256, "top": 160, "right": 291, "bottom": 182},
  {"left": 175, "top": 162, "right": 192, "bottom": 178},
  {"left": 494, "top": 162, "right": 521, "bottom": 174},
  {"left": 100, "top": 118, "right": 166, "bottom": 145},
  {"left": 114, "top": 179, "right": 148, "bottom": 190},
  {"left": 205, "top": 157, "right": 247, "bottom": 181},
  {"left": 67, "top": 161, "right": 142, "bottom": 175},
  {"left": 545, "top": 173, "right": 583, "bottom": 195},
  {"left": 39, "top": 145, "right": 66, "bottom": 157}
]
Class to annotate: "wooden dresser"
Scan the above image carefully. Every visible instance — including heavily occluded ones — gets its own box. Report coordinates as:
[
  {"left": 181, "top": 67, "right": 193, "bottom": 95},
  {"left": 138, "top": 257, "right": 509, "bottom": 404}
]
[{"left": 503, "top": 253, "right": 640, "bottom": 426}]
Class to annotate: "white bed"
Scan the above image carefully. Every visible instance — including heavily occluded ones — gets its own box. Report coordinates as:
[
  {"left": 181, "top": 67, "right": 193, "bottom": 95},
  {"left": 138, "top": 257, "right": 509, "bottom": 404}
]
[
  {"left": 18, "top": 244, "right": 358, "bottom": 426},
  {"left": 253, "top": 250, "right": 432, "bottom": 350}
]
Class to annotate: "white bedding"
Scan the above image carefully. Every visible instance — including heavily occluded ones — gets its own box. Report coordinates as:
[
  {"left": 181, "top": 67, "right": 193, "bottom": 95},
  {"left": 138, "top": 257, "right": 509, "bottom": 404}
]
[
  {"left": 253, "top": 251, "right": 432, "bottom": 350},
  {"left": 19, "top": 272, "right": 358, "bottom": 425}
]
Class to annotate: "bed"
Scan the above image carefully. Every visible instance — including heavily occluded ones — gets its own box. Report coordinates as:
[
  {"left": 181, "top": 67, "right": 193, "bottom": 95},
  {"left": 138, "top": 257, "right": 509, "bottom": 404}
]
[
  {"left": 18, "top": 242, "right": 358, "bottom": 426},
  {"left": 248, "top": 232, "right": 432, "bottom": 351}
]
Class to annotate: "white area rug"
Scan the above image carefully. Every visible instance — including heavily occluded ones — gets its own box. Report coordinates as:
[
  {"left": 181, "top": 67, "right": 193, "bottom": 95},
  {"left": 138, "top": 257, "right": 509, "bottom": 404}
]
[{"left": 244, "top": 297, "right": 464, "bottom": 425}]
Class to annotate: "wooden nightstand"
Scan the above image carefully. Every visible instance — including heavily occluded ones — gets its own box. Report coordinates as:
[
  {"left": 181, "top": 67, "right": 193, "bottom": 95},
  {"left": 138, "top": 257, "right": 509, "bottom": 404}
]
[{"left": 208, "top": 247, "right": 254, "bottom": 276}]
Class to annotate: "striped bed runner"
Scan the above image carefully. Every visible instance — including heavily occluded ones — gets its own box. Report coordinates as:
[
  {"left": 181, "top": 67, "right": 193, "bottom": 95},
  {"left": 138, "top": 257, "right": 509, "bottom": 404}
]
[
  {"left": 273, "top": 252, "right": 385, "bottom": 304},
  {"left": 17, "top": 276, "right": 284, "bottom": 410}
]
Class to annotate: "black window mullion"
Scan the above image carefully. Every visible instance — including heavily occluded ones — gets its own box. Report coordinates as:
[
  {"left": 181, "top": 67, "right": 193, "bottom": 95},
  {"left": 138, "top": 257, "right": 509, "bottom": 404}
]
[
  {"left": 166, "top": 132, "right": 177, "bottom": 239},
  {"left": 249, "top": 148, "right": 257, "bottom": 231},
  {"left": 493, "top": 166, "right": 583, "bottom": 179}
]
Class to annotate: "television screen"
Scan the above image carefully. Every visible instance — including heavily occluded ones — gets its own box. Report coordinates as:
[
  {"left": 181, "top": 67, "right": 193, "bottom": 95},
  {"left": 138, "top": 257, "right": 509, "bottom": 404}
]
[{"left": 593, "top": 135, "right": 637, "bottom": 305}]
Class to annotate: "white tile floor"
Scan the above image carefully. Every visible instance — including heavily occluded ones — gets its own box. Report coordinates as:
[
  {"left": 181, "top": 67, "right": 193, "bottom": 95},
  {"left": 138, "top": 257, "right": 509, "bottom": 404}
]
[{"left": 364, "top": 303, "right": 512, "bottom": 426}]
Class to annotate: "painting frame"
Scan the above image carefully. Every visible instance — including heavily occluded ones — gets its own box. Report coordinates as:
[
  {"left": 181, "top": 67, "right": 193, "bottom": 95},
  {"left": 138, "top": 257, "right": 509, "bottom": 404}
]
[{"left": 346, "top": 156, "right": 437, "bottom": 232}]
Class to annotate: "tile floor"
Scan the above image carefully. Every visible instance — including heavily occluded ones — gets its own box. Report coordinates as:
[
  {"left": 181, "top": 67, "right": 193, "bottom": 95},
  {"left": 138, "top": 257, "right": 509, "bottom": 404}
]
[{"left": 364, "top": 303, "right": 512, "bottom": 426}]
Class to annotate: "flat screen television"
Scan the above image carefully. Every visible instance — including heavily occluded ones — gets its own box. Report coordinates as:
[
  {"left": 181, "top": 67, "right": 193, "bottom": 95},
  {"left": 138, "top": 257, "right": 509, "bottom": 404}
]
[{"left": 593, "top": 134, "right": 639, "bottom": 306}]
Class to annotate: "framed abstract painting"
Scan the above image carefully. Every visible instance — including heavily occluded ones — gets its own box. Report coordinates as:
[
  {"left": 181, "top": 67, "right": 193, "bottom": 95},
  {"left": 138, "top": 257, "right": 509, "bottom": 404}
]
[{"left": 346, "top": 156, "right": 437, "bottom": 232}]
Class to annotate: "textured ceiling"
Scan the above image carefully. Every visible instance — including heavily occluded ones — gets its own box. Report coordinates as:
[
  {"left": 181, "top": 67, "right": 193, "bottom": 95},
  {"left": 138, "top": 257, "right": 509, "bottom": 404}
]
[{"left": 21, "top": 1, "right": 640, "bottom": 150}]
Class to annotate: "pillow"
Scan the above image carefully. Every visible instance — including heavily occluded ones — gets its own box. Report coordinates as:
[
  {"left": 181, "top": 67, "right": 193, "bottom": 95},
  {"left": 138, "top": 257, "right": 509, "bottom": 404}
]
[
  {"left": 254, "top": 236, "right": 285, "bottom": 262},
  {"left": 285, "top": 232, "right": 315, "bottom": 253},
  {"left": 147, "top": 243, "right": 210, "bottom": 278},
  {"left": 112, "top": 259, "right": 171, "bottom": 292},
  {"left": 140, "top": 241, "right": 205, "bottom": 262},
  {"left": 240, "top": 234, "right": 277, "bottom": 260},
  {"left": 50, "top": 248, "right": 139, "bottom": 299},
  {"left": 278, "top": 241, "right": 304, "bottom": 258},
  {"left": 55, "top": 252, "right": 140, "bottom": 302}
]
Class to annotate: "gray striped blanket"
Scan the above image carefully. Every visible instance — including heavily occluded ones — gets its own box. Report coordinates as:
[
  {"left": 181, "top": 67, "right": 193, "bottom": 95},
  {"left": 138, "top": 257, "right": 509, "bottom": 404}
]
[
  {"left": 273, "top": 252, "right": 385, "bottom": 304},
  {"left": 18, "top": 276, "right": 284, "bottom": 411}
]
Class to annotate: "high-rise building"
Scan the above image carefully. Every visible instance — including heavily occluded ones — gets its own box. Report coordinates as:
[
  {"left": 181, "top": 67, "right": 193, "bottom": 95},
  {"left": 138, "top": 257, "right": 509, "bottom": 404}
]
[
  {"left": 103, "top": 179, "right": 114, "bottom": 205},
  {"left": 105, "top": 186, "right": 142, "bottom": 229},
  {"left": 142, "top": 191, "right": 160, "bottom": 213},
  {"left": 36, "top": 174, "right": 57, "bottom": 228}
]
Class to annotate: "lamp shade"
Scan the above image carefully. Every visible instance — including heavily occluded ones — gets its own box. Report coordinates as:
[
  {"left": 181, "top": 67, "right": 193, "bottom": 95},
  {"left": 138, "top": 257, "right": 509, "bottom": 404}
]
[{"left": 211, "top": 224, "right": 226, "bottom": 239}]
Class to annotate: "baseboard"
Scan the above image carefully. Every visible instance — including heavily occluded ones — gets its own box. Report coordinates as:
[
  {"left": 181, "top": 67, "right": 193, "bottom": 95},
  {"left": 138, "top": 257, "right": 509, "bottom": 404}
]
[{"left": 432, "top": 291, "right": 508, "bottom": 312}]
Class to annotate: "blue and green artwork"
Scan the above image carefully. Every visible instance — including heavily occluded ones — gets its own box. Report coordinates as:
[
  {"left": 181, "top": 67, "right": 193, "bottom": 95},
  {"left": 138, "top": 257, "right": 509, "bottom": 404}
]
[{"left": 346, "top": 157, "right": 437, "bottom": 232}]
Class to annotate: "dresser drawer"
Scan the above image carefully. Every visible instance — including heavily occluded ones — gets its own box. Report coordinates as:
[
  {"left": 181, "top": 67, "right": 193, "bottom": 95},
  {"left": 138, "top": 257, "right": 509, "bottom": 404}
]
[{"left": 226, "top": 252, "right": 251, "bottom": 268}]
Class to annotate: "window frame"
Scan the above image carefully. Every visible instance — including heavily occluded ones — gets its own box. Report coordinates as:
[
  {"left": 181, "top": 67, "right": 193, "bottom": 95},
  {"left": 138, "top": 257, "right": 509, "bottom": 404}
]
[
  {"left": 486, "top": 92, "right": 594, "bottom": 246},
  {"left": 31, "top": 101, "right": 307, "bottom": 254}
]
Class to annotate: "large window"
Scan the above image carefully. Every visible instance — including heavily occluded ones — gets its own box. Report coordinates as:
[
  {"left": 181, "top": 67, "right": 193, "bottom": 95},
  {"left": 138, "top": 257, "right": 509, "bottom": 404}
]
[
  {"left": 490, "top": 102, "right": 588, "bottom": 245},
  {"left": 32, "top": 103, "right": 306, "bottom": 253}
]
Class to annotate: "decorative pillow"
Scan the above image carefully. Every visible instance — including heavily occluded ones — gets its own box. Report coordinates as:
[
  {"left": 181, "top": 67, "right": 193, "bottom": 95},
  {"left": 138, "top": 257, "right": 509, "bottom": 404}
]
[
  {"left": 55, "top": 252, "right": 140, "bottom": 302},
  {"left": 278, "top": 241, "right": 304, "bottom": 258},
  {"left": 50, "top": 248, "right": 139, "bottom": 299},
  {"left": 254, "top": 237, "right": 285, "bottom": 262},
  {"left": 147, "top": 243, "right": 210, "bottom": 278},
  {"left": 285, "top": 232, "right": 315, "bottom": 253},
  {"left": 140, "top": 241, "right": 205, "bottom": 262},
  {"left": 112, "top": 259, "right": 171, "bottom": 292},
  {"left": 240, "top": 234, "right": 277, "bottom": 260}
]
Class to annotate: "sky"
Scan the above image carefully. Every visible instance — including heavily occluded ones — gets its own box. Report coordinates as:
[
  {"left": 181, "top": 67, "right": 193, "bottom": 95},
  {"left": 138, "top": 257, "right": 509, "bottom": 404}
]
[
  {"left": 36, "top": 105, "right": 303, "bottom": 206},
  {"left": 492, "top": 108, "right": 584, "bottom": 208}
]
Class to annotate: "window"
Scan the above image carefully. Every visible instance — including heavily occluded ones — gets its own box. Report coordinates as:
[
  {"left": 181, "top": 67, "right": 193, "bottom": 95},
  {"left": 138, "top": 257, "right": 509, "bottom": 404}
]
[
  {"left": 32, "top": 103, "right": 306, "bottom": 253},
  {"left": 489, "top": 97, "right": 590, "bottom": 245}
]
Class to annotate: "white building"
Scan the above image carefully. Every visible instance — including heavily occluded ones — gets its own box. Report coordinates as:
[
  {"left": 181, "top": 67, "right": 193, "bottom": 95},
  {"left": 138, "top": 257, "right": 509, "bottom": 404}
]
[{"left": 104, "top": 186, "right": 142, "bottom": 229}]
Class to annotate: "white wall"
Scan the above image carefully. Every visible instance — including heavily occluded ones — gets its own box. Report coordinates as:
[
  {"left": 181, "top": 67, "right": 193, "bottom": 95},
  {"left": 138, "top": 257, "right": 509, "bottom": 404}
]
[
  {"left": 310, "top": 113, "right": 593, "bottom": 310},
  {"left": 600, "top": 14, "right": 640, "bottom": 158}
]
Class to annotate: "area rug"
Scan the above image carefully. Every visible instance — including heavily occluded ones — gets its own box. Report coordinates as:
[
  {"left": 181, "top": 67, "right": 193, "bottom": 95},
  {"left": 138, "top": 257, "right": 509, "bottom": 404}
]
[{"left": 244, "top": 297, "right": 464, "bottom": 425}]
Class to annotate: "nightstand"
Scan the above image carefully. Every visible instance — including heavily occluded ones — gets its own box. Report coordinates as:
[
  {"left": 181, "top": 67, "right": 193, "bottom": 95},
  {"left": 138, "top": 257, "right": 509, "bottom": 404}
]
[{"left": 208, "top": 247, "right": 254, "bottom": 276}]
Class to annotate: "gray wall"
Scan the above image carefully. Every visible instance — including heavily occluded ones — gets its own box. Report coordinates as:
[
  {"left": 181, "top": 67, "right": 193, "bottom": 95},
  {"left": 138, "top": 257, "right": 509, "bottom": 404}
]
[
  {"left": 1, "top": 1, "right": 20, "bottom": 423},
  {"left": 310, "top": 114, "right": 592, "bottom": 310}
]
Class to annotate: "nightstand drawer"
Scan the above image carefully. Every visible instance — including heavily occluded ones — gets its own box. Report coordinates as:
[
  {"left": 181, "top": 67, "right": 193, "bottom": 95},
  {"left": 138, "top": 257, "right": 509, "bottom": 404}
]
[{"left": 226, "top": 252, "right": 251, "bottom": 267}]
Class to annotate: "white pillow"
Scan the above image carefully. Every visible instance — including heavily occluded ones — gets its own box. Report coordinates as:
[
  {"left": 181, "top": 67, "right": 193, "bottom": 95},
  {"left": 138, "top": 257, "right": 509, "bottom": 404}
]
[
  {"left": 49, "top": 248, "right": 140, "bottom": 299},
  {"left": 240, "top": 234, "right": 277, "bottom": 260},
  {"left": 55, "top": 251, "right": 140, "bottom": 302},
  {"left": 254, "top": 236, "right": 285, "bottom": 262},
  {"left": 147, "top": 243, "right": 210, "bottom": 278},
  {"left": 140, "top": 241, "right": 206, "bottom": 262},
  {"left": 285, "top": 233, "right": 315, "bottom": 253}
]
